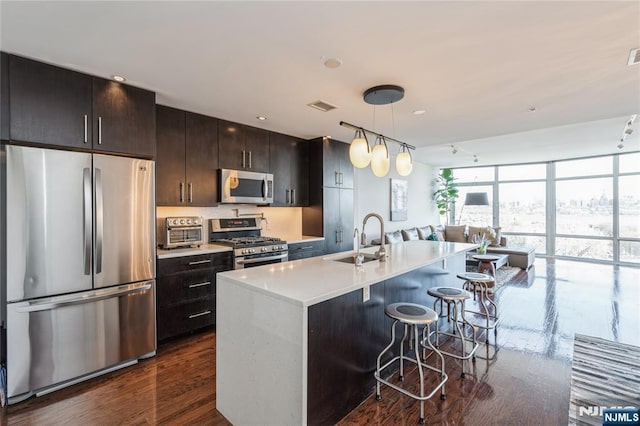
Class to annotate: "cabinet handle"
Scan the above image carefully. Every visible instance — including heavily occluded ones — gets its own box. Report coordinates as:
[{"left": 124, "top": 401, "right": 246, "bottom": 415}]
[
  {"left": 335, "top": 230, "right": 339, "bottom": 244},
  {"left": 242, "top": 150, "right": 246, "bottom": 168},
  {"left": 98, "top": 116, "right": 103, "bottom": 144},
  {"left": 299, "top": 246, "right": 313, "bottom": 250},
  {"left": 285, "top": 189, "right": 290, "bottom": 204},
  {"left": 248, "top": 151, "right": 252, "bottom": 168},
  {"left": 291, "top": 189, "right": 295, "bottom": 205},
  {"left": 179, "top": 182, "right": 185, "bottom": 203},
  {"left": 335, "top": 171, "right": 339, "bottom": 185},
  {"left": 188, "top": 259, "right": 212, "bottom": 266},
  {"left": 189, "top": 281, "right": 211, "bottom": 289},
  {"left": 188, "top": 182, "right": 193, "bottom": 203},
  {"left": 83, "top": 115, "right": 88, "bottom": 143},
  {"left": 339, "top": 172, "right": 344, "bottom": 185},
  {"left": 188, "top": 310, "right": 212, "bottom": 319}
]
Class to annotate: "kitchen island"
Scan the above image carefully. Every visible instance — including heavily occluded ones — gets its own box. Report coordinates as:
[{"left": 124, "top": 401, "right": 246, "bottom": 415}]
[{"left": 216, "top": 240, "right": 474, "bottom": 425}]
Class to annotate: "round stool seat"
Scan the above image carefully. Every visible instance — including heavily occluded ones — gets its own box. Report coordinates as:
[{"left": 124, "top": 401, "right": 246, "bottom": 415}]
[
  {"left": 427, "top": 286, "right": 471, "bottom": 301},
  {"left": 457, "top": 272, "right": 495, "bottom": 284},
  {"left": 385, "top": 303, "right": 437, "bottom": 325}
]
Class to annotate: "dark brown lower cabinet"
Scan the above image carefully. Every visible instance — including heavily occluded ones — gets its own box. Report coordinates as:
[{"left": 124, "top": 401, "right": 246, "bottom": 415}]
[
  {"left": 307, "top": 254, "right": 464, "bottom": 425},
  {"left": 156, "top": 252, "right": 232, "bottom": 342},
  {"left": 287, "top": 240, "right": 324, "bottom": 260}
]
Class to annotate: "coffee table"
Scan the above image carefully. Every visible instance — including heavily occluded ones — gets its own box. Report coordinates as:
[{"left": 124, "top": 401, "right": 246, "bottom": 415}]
[{"left": 465, "top": 252, "right": 509, "bottom": 277}]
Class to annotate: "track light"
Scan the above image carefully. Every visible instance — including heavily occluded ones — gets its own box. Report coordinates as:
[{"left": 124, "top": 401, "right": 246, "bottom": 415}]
[
  {"left": 473, "top": 154, "right": 479, "bottom": 163},
  {"left": 451, "top": 145, "right": 458, "bottom": 155},
  {"left": 618, "top": 139, "right": 625, "bottom": 149}
]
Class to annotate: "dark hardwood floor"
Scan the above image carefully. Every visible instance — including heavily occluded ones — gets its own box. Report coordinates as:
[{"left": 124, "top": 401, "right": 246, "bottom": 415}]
[{"left": 2, "top": 258, "right": 638, "bottom": 425}]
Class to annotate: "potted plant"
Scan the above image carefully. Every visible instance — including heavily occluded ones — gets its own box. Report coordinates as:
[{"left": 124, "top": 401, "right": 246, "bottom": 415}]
[{"left": 433, "top": 168, "right": 459, "bottom": 225}]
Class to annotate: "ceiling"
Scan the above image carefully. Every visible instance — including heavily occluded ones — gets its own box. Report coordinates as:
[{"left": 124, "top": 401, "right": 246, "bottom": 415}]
[{"left": 1, "top": 1, "right": 639, "bottom": 167}]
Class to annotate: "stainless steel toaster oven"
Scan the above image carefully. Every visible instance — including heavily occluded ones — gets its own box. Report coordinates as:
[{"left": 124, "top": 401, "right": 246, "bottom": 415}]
[{"left": 158, "top": 216, "right": 204, "bottom": 249}]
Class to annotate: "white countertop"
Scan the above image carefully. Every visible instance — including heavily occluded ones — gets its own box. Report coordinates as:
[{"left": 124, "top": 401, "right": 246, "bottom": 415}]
[
  {"left": 157, "top": 243, "right": 232, "bottom": 259},
  {"left": 217, "top": 240, "right": 474, "bottom": 307}
]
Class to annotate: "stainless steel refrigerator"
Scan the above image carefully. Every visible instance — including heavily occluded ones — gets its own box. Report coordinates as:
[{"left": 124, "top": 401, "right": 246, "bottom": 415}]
[{"left": 4, "top": 145, "right": 156, "bottom": 404}]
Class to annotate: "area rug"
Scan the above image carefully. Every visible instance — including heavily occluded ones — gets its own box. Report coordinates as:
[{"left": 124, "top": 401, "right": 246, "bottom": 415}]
[
  {"left": 467, "top": 265, "right": 521, "bottom": 290},
  {"left": 568, "top": 334, "right": 640, "bottom": 426}
]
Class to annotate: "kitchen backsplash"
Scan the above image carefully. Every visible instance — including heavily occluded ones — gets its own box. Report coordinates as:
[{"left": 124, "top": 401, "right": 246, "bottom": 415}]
[{"left": 156, "top": 206, "right": 303, "bottom": 239}]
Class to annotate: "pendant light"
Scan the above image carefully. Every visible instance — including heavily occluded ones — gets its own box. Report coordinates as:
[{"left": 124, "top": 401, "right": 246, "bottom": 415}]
[
  {"left": 395, "top": 144, "right": 413, "bottom": 176},
  {"left": 343, "top": 84, "right": 416, "bottom": 177},
  {"left": 370, "top": 136, "right": 390, "bottom": 177},
  {"left": 348, "top": 129, "right": 372, "bottom": 168}
]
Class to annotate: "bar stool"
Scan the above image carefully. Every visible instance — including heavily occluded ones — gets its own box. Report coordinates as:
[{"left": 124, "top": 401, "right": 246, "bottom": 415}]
[
  {"left": 426, "top": 287, "right": 478, "bottom": 377},
  {"left": 374, "top": 302, "right": 448, "bottom": 425},
  {"left": 456, "top": 272, "right": 499, "bottom": 343}
]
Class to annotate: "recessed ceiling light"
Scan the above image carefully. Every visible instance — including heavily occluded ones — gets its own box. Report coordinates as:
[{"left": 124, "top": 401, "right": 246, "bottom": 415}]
[
  {"left": 111, "top": 75, "right": 126, "bottom": 82},
  {"left": 412, "top": 110, "right": 426, "bottom": 116},
  {"left": 324, "top": 58, "right": 342, "bottom": 69},
  {"left": 528, "top": 107, "right": 537, "bottom": 112},
  {"left": 256, "top": 116, "right": 267, "bottom": 121}
]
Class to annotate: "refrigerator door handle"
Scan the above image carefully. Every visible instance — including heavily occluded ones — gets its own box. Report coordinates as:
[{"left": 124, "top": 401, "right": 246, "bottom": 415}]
[
  {"left": 15, "top": 282, "right": 153, "bottom": 313},
  {"left": 83, "top": 168, "right": 92, "bottom": 275},
  {"left": 95, "top": 167, "right": 104, "bottom": 274}
]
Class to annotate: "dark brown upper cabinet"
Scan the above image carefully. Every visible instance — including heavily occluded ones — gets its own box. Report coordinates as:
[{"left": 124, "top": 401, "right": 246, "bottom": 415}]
[
  {"left": 218, "top": 120, "right": 269, "bottom": 173},
  {"left": 269, "top": 132, "right": 308, "bottom": 206},
  {"left": 8, "top": 54, "right": 155, "bottom": 157},
  {"left": 156, "top": 105, "right": 218, "bottom": 207},
  {"left": 322, "top": 138, "right": 353, "bottom": 189},
  {"left": 92, "top": 78, "right": 155, "bottom": 158}
]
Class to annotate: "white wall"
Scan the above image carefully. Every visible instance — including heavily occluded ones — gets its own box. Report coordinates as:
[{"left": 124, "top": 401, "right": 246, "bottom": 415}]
[{"left": 353, "top": 160, "right": 441, "bottom": 243}]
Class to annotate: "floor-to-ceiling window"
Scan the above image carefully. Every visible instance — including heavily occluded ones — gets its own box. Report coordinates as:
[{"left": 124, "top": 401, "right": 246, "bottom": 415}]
[
  {"left": 618, "top": 152, "right": 640, "bottom": 264},
  {"left": 450, "top": 152, "right": 640, "bottom": 266}
]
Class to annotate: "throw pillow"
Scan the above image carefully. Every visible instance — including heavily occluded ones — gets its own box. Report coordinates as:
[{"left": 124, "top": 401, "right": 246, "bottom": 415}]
[
  {"left": 384, "top": 230, "right": 404, "bottom": 244},
  {"left": 488, "top": 226, "right": 502, "bottom": 246},
  {"left": 416, "top": 225, "right": 434, "bottom": 240},
  {"left": 401, "top": 228, "right": 420, "bottom": 241},
  {"left": 444, "top": 225, "right": 466, "bottom": 243},
  {"left": 426, "top": 232, "right": 439, "bottom": 241}
]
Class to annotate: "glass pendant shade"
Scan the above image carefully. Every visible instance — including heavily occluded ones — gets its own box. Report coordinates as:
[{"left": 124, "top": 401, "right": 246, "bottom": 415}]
[
  {"left": 395, "top": 150, "right": 413, "bottom": 176},
  {"left": 370, "top": 140, "right": 390, "bottom": 177},
  {"left": 349, "top": 131, "right": 371, "bottom": 168}
]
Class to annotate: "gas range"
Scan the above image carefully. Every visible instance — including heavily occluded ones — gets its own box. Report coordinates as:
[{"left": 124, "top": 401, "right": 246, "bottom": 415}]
[{"left": 209, "top": 218, "right": 288, "bottom": 269}]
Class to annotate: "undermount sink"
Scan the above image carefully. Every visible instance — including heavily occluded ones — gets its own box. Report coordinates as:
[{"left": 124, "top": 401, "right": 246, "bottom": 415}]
[{"left": 333, "top": 253, "right": 379, "bottom": 264}]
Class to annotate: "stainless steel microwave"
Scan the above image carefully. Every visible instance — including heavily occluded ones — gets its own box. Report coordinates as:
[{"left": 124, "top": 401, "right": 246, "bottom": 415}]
[{"left": 219, "top": 169, "right": 274, "bottom": 204}]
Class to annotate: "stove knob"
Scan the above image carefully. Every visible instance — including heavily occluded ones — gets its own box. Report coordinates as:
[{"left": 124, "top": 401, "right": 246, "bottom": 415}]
[
  {"left": 262, "top": 247, "right": 268, "bottom": 252},
  {"left": 186, "top": 219, "right": 192, "bottom": 225},
  {"left": 251, "top": 249, "right": 256, "bottom": 253}
]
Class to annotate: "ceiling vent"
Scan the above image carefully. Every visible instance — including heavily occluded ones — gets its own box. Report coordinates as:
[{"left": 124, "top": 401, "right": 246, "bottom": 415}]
[
  {"left": 628, "top": 48, "right": 640, "bottom": 66},
  {"left": 307, "top": 100, "right": 338, "bottom": 112}
]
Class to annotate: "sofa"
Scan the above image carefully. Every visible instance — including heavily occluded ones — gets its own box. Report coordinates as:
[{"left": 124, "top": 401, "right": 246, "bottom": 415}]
[{"left": 374, "top": 224, "right": 535, "bottom": 270}]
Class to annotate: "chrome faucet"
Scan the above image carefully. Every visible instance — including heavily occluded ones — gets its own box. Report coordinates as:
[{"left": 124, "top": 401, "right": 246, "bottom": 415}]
[{"left": 361, "top": 212, "right": 386, "bottom": 261}]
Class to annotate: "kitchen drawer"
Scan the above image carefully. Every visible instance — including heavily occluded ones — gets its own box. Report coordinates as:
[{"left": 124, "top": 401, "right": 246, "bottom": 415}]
[
  {"left": 288, "top": 240, "right": 325, "bottom": 261},
  {"left": 157, "top": 270, "right": 215, "bottom": 309},
  {"left": 158, "top": 252, "right": 232, "bottom": 276},
  {"left": 157, "top": 297, "right": 215, "bottom": 342}
]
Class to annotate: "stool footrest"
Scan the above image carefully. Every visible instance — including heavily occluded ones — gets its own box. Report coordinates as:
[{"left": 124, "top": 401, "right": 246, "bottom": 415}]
[
  {"left": 427, "top": 331, "right": 479, "bottom": 361},
  {"left": 375, "top": 360, "right": 448, "bottom": 402}
]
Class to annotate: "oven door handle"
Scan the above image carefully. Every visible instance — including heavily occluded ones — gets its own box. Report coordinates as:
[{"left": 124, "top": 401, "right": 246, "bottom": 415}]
[{"left": 236, "top": 253, "right": 288, "bottom": 265}]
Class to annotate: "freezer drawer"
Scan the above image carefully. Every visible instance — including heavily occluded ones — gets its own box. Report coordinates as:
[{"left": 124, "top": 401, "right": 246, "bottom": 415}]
[{"left": 7, "top": 281, "right": 156, "bottom": 400}]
